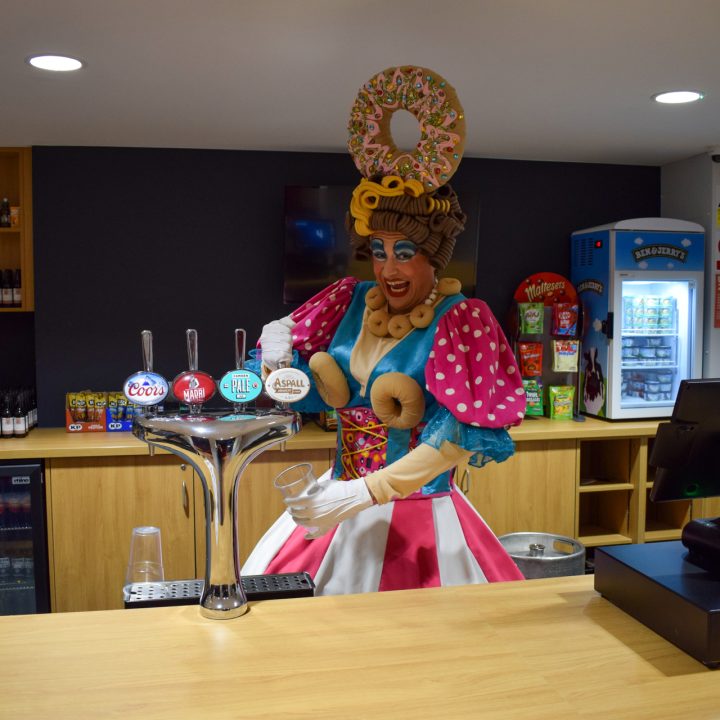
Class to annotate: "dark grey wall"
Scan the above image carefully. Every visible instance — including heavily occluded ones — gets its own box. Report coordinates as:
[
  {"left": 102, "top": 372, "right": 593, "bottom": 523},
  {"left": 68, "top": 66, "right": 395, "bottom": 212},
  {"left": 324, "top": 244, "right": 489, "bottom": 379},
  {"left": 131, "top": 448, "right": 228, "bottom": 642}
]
[
  {"left": 29, "top": 147, "right": 659, "bottom": 426},
  {"left": 0, "top": 313, "right": 36, "bottom": 388}
]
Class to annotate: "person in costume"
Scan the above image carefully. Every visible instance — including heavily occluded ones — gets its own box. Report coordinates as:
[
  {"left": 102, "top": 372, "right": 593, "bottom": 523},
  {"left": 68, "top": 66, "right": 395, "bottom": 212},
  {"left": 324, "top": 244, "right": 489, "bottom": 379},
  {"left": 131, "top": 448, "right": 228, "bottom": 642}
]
[{"left": 242, "top": 67, "right": 526, "bottom": 594}]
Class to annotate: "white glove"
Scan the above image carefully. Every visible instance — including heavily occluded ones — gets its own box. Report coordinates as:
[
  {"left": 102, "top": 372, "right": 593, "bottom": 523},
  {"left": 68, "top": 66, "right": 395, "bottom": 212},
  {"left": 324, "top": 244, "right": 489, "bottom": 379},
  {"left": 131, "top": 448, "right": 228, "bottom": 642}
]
[
  {"left": 259, "top": 316, "right": 295, "bottom": 372},
  {"left": 286, "top": 478, "right": 374, "bottom": 539}
]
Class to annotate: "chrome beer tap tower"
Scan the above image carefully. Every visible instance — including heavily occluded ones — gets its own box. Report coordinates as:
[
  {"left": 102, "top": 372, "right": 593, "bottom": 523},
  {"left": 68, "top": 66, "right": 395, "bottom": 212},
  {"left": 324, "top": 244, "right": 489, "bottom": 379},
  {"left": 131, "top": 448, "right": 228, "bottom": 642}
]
[{"left": 129, "top": 329, "right": 307, "bottom": 619}]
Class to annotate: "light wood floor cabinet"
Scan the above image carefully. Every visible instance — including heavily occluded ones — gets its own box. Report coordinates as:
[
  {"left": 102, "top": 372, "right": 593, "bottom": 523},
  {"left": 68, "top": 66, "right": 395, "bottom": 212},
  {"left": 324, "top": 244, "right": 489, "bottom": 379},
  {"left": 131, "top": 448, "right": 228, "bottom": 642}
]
[
  {"left": 467, "top": 421, "right": 720, "bottom": 549},
  {"left": 46, "top": 445, "right": 336, "bottom": 613},
  {"left": 465, "top": 439, "right": 577, "bottom": 539},
  {"left": 6, "top": 421, "right": 720, "bottom": 613},
  {"left": 46, "top": 455, "right": 199, "bottom": 612}
]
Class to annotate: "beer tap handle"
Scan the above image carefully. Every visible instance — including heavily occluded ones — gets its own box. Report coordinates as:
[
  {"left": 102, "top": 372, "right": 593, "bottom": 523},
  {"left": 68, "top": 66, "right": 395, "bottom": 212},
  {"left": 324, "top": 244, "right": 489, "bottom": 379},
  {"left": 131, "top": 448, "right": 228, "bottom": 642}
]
[
  {"left": 141, "top": 329, "right": 156, "bottom": 417},
  {"left": 232, "top": 329, "right": 247, "bottom": 414},
  {"left": 141, "top": 330, "right": 153, "bottom": 373},
  {"left": 127, "top": 329, "right": 168, "bottom": 419},
  {"left": 186, "top": 329, "right": 200, "bottom": 415},
  {"left": 186, "top": 329, "right": 198, "bottom": 372},
  {"left": 235, "top": 329, "right": 246, "bottom": 371},
  {"left": 275, "top": 359, "right": 289, "bottom": 410}
]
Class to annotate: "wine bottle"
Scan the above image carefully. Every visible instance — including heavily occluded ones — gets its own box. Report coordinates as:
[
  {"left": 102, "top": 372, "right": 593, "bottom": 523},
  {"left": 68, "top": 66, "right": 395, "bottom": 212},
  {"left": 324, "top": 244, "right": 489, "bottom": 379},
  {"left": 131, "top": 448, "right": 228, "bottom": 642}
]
[
  {"left": 12, "top": 269, "right": 21, "bottom": 308},
  {"left": 1, "top": 394, "right": 13, "bottom": 438},
  {"left": 0, "top": 198, "right": 10, "bottom": 228},
  {"left": 13, "top": 391, "right": 28, "bottom": 438}
]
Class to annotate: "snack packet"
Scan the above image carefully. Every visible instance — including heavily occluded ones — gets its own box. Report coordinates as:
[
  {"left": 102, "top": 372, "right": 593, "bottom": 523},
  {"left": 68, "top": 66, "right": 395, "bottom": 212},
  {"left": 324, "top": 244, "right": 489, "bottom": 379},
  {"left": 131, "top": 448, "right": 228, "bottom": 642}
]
[
  {"left": 518, "top": 302, "right": 544, "bottom": 334},
  {"left": 552, "top": 302, "right": 579, "bottom": 336},
  {"left": 552, "top": 339, "right": 580, "bottom": 372},
  {"left": 522, "top": 378, "right": 544, "bottom": 416},
  {"left": 549, "top": 385, "right": 575, "bottom": 420},
  {"left": 518, "top": 342, "right": 543, "bottom": 376}
]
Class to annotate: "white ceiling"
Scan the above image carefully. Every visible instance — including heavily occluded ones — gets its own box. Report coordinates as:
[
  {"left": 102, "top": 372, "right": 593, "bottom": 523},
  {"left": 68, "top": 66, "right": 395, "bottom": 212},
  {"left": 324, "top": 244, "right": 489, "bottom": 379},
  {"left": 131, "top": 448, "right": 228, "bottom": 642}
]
[{"left": 2, "top": 0, "right": 719, "bottom": 166}]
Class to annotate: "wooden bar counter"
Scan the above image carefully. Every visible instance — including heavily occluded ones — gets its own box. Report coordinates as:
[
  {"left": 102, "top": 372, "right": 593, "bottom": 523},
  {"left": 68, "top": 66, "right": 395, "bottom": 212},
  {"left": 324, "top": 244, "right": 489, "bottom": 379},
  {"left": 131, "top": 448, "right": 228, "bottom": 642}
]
[
  {"left": 1, "top": 575, "right": 716, "bottom": 719},
  {"left": 0, "top": 416, "right": 664, "bottom": 461}
]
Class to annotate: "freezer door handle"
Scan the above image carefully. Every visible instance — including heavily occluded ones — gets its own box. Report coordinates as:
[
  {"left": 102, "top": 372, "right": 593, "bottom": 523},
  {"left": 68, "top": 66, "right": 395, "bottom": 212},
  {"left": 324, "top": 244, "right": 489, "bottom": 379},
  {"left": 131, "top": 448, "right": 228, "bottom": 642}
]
[{"left": 601, "top": 312, "right": 614, "bottom": 339}]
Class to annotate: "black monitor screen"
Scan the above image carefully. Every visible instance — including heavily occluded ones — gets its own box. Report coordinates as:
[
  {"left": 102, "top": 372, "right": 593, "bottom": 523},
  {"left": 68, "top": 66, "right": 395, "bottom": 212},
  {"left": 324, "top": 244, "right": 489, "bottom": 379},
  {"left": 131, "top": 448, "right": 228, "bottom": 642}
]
[
  {"left": 283, "top": 185, "right": 479, "bottom": 306},
  {"left": 649, "top": 378, "right": 720, "bottom": 502}
]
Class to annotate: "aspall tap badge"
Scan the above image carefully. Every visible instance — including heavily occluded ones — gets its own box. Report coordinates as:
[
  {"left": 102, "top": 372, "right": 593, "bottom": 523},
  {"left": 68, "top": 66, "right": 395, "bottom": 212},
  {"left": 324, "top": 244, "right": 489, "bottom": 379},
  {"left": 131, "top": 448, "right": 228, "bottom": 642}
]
[
  {"left": 264, "top": 367, "right": 311, "bottom": 403},
  {"left": 123, "top": 371, "right": 170, "bottom": 406},
  {"left": 171, "top": 371, "right": 216, "bottom": 405},
  {"left": 218, "top": 369, "right": 263, "bottom": 404}
]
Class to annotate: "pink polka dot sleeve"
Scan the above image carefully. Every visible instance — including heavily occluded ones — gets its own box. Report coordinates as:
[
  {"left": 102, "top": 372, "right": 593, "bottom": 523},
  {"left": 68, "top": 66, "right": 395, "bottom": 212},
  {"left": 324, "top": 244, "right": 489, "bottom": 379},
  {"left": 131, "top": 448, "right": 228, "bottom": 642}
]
[
  {"left": 289, "top": 277, "right": 358, "bottom": 361},
  {"left": 425, "top": 299, "right": 526, "bottom": 429}
]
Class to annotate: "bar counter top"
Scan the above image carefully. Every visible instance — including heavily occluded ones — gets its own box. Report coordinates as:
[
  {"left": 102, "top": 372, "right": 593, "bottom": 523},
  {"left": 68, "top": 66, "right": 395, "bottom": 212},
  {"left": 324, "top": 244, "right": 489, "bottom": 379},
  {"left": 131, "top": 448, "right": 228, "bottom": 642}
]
[
  {"left": 1, "top": 574, "right": 715, "bottom": 719},
  {"left": 0, "top": 415, "right": 662, "bottom": 460}
]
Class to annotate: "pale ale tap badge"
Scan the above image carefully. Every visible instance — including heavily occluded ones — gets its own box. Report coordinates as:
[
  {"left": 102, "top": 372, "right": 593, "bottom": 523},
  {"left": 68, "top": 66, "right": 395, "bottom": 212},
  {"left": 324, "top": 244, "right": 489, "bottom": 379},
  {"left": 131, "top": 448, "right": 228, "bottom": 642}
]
[
  {"left": 171, "top": 329, "right": 216, "bottom": 413},
  {"left": 123, "top": 330, "right": 170, "bottom": 410},
  {"left": 218, "top": 329, "right": 263, "bottom": 408}
]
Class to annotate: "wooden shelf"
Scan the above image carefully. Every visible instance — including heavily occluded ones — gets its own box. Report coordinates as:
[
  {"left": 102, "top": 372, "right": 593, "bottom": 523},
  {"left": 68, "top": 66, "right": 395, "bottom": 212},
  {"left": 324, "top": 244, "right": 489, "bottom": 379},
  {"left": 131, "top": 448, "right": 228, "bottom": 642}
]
[
  {"left": 0, "top": 147, "right": 33, "bottom": 311},
  {"left": 0, "top": 423, "right": 337, "bottom": 461},
  {"left": 644, "top": 526, "right": 683, "bottom": 542},
  {"left": 579, "top": 481, "right": 634, "bottom": 493},
  {"left": 578, "top": 530, "right": 633, "bottom": 547}
]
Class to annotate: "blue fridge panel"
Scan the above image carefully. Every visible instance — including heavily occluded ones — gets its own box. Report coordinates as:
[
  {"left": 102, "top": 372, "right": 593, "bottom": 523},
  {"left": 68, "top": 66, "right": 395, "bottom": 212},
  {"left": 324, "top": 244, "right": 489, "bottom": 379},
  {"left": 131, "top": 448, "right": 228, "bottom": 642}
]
[{"left": 571, "top": 219, "right": 704, "bottom": 420}]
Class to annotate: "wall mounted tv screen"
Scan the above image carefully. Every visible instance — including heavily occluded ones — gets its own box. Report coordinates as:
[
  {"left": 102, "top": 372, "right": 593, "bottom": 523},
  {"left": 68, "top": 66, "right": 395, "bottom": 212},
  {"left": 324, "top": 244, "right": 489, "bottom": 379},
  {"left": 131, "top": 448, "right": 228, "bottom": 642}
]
[{"left": 283, "top": 185, "right": 479, "bottom": 306}]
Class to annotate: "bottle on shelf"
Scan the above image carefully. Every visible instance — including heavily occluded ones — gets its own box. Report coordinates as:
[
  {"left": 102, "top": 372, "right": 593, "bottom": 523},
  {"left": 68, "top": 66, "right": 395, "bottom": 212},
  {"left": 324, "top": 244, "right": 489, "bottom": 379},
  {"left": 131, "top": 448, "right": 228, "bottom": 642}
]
[
  {"left": 0, "top": 198, "right": 11, "bottom": 228},
  {"left": 12, "top": 391, "right": 28, "bottom": 438},
  {"left": 1, "top": 394, "right": 13, "bottom": 438},
  {"left": 11, "top": 269, "right": 21, "bottom": 308},
  {"left": 0, "top": 270, "right": 11, "bottom": 307}
]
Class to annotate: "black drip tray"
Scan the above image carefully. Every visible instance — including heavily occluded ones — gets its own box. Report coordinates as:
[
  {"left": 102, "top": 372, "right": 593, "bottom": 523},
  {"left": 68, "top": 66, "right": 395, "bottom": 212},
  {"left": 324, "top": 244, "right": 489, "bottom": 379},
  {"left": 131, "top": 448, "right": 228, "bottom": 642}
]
[{"left": 124, "top": 572, "right": 315, "bottom": 609}]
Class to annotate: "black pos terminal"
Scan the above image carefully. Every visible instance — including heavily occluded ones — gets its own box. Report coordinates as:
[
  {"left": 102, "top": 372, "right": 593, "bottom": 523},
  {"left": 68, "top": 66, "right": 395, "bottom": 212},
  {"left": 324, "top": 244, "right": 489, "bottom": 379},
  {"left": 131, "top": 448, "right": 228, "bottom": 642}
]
[{"left": 594, "top": 378, "right": 720, "bottom": 668}]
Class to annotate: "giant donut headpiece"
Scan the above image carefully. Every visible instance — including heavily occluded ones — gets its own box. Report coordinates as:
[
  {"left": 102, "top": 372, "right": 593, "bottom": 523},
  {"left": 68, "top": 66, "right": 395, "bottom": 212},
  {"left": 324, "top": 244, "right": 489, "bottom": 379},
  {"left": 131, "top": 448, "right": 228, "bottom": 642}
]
[
  {"left": 348, "top": 66, "right": 465, "bottom": 189},
  {"left": 346, "top": 66, "right": 467, "bottom": 270}
]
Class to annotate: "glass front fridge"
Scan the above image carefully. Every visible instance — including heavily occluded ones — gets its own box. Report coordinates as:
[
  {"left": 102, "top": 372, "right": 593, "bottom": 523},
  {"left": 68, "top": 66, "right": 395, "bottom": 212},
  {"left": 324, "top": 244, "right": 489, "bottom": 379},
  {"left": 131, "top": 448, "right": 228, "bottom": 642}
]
[
  {"left": 571, "top": 218, "right": 705, "bottom": 419},
  {"left": 0, "top": 461, "right": 50, "bottom": 615}
]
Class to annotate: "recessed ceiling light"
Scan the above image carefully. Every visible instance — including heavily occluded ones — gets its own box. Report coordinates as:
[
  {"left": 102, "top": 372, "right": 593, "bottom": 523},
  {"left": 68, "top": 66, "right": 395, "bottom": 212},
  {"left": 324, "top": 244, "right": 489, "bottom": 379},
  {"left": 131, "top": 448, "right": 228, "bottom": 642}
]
[
  {"left": 27, "top": 54, "right": 84, "bottom": 72},
  {"left": 652, "top": 90, "right": 704, "bottom": 104}
]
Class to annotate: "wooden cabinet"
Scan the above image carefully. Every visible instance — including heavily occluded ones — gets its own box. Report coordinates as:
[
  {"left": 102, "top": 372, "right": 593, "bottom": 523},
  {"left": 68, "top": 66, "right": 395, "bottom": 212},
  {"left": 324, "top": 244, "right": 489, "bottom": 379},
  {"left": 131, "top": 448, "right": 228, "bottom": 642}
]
[
  {"left": 0, "top": 148, "right": 33, "bottom": 311},
  {"left": 11, "top": 421, "right": 720, "bottom": 612},
  {"left": 46, "top": 455, "right": 198, "bottom": 612},
  {"left": 465, "top": 439, "right": 577, "bottom": 538},
  {"left": 46, "top": 445, "right": 336, "bottom": 612},
  {"left": 468, "top": 421, "right": 720, "bottom": 549},
  {"left": 576, "top": 435, "right": 707, "bottom": 548}
]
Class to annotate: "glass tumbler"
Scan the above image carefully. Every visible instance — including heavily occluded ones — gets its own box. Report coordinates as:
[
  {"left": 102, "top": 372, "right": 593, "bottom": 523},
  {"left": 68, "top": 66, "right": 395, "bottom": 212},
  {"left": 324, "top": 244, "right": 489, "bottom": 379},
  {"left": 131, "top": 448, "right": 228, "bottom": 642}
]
[{"left": 125, "top": 526, "right": 165, "bottom": 586}]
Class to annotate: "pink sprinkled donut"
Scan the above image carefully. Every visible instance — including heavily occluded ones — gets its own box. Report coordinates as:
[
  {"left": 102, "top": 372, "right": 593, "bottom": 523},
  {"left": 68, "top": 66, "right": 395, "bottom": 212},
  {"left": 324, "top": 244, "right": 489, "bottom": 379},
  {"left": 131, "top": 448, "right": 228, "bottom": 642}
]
[{"left": 347, "top": 66, "right": 466, "bottom": 190}]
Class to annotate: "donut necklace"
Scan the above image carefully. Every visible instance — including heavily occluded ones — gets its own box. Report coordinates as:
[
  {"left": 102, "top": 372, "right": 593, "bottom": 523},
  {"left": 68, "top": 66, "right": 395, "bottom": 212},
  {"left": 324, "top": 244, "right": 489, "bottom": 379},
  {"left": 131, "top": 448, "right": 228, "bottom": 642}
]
[
  {"left": 348, "top": 66, "right": 465, "bottom": 190},
  {"left": 365, "top": 277, "right": 462, "bottom": 339}
]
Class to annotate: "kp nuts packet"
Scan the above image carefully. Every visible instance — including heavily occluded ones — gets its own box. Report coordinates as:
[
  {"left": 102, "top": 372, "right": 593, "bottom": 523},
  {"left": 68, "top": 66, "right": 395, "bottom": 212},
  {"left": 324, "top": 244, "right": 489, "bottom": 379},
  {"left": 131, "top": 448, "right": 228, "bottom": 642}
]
[
  {"left": 518, "top": 302, "right": 544, "bottom": 334},
  {"left": 552, "top": 339, "right": 580, "bottom": 372},
  {"left": 67, "top": 391, "right": 107, "bottom": 423},
  {"left": 548, "top": 385, "right": 575, "bottom": 420},
  {"left": 518, "top": 342, "right": 543, "bottom": 376},
  {"left": 522, "top": 378, "right": 544, "bottom": 416},
  {"left": 551, "top": 303, "right": 579, "bottom": 336},
  {"left": 66, "top": 391, "right": 107, "bottom": 432},
  {"left": 66, "top": 390, "right": 141, "bottom": 432}
]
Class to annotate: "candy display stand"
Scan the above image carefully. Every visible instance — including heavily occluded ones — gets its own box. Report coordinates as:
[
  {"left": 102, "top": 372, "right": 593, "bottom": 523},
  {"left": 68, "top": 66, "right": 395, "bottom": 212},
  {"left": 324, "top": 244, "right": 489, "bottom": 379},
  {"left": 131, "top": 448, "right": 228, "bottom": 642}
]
[{"left": 509, "top": 272, "right": 584, "bottom": 421}]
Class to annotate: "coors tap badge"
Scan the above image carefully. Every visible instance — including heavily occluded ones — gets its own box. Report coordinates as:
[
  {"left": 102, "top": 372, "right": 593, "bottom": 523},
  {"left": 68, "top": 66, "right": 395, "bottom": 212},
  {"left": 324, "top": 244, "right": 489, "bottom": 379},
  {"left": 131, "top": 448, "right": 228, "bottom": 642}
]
[{"left": 123, "top": 330, "right": 169, "bottom": 408}]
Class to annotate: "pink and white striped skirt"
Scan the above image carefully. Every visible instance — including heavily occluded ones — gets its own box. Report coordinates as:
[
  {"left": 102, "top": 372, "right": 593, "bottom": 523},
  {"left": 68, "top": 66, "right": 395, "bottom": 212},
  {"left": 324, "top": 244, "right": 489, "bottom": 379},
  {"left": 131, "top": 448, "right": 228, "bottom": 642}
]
[{"left": 241, "top": 471, "right": 524, "bottom": 595}]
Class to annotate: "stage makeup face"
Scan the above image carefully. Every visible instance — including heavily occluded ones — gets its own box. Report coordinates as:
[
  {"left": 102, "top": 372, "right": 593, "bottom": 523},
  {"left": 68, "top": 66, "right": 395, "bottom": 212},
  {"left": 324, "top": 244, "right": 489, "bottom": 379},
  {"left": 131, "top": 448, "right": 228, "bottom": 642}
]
[{"left": 371, "top": 231, "right": 435, "bottom": 314}]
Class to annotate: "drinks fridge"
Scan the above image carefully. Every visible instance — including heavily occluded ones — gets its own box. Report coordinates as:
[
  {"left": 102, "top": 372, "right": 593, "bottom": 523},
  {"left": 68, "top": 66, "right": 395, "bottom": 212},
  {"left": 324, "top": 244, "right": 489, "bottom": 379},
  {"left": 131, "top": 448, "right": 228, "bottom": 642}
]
[
  {"left": 571, "top": 218, "right": 704, "bottom": 419},
  {"left": 0, "top": 461, "right": 50, "bottom": 614}
]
